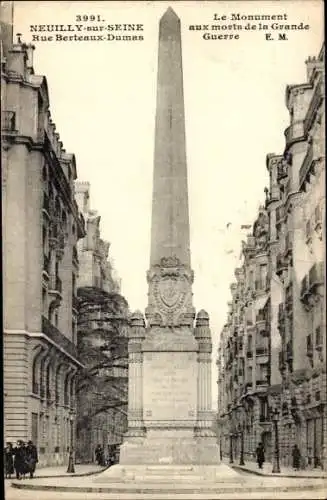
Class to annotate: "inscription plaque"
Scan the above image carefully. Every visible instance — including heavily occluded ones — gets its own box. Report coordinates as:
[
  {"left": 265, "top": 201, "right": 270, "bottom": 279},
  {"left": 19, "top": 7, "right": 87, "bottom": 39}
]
[{"left": 143, "top": 351, "right": 197, "bottom": 422}]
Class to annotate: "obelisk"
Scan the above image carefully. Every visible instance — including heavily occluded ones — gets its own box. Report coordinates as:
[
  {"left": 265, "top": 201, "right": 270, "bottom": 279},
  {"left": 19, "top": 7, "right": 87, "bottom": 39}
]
[{"left": 117, "top": 7, "right": 220, "bottom": 466}]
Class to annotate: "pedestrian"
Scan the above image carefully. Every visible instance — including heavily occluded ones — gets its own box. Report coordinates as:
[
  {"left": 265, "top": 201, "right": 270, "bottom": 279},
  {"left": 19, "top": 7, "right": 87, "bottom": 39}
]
[
  {"left": 25, "top": 441, "right": 38, "bottom": 478},
  {"left": 95, "top": 444, "right": 103, "bottom": 465},
  {"left": 4, "top": 442, "right": 14, "bottom": 479},
  {"left": 13, "top": 440, "right": 26, "bottom": 480},
  {"left": 292, "top": 444, "right": 301, "bottom": 471},
  {"left": 255, "top": 442, "right": 265, "bottom": 469}
]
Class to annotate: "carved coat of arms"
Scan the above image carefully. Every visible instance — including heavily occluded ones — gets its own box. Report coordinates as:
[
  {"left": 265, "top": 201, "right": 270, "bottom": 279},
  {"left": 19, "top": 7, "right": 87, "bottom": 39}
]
[{"left": 158, "top": 278, "right": 180, "bottom": 307}]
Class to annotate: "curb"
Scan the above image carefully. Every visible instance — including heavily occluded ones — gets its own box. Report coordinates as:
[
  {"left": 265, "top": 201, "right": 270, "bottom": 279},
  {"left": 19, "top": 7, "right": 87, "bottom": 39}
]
[
  {"left": 9, "top": 465, "right": 109, "bottom": 480},
  {"left": 10, "top": 481, "right": 326, "bottom": 494},
  {"left": 231, "top": 464, "right": 327, "bottom": 480}
]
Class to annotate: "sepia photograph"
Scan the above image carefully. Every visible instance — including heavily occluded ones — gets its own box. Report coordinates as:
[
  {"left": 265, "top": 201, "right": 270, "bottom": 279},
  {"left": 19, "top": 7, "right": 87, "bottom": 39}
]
[{"left": 1, "top": 0, "right": 325, "bottom": 498}]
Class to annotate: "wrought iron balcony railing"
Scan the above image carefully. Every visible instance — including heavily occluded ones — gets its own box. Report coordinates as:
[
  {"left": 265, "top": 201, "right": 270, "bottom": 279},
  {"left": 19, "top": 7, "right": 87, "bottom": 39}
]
[
  {"left": 42, "top": 315, "right": 78, "bottom": 359},
  {"left": 308, "top": 262, "right": 324, "bottom": 291}
]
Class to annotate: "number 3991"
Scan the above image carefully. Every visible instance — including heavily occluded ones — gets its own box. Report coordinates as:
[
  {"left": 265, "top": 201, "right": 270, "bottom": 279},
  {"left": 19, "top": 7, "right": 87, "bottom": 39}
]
[{"left": 76, "top": 15, "right": 103, "bottom": 22}]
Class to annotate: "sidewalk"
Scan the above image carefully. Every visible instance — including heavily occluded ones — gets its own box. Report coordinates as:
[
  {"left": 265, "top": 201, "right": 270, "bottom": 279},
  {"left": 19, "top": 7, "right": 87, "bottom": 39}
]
[
  {"left": 223, "top": 458, "right": 327, "bottom": 479},
  {"left": 7, "top": 463, "right": 106, "bottom": 479}
]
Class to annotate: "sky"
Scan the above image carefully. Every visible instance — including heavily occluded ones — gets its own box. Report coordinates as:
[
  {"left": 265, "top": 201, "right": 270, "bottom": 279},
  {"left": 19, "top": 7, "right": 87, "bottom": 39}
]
[{"left": 13, "top": 0, "right": 324, "bottom": 408}]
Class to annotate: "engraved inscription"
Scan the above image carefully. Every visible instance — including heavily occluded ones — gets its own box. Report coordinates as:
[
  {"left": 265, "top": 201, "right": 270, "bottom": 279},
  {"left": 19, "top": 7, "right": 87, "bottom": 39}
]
[{"left": 143, "top": 351, "right": 197, "bottom": 422}]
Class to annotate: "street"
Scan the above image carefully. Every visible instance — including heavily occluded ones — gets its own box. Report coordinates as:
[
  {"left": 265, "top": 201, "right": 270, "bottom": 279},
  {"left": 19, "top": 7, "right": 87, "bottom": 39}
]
[{"left": 4, "top": 474, "right": 327, "bottom": 500}]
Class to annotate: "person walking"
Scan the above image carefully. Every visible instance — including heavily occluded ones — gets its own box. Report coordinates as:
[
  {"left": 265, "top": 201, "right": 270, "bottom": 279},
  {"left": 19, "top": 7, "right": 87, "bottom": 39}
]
[
  {"left": 256, "top": 442, "right": 265, "bottom": 469},
  {"left": 13, "top": 440, "right": 26, "bottom": 480},
  {"left": 292, "top": 444, "right": 301, "bottom": 471},
  {"left": 4, "top": 442, "right": 14, "bottom": 479},
  {"left": 95, "top": 444, "right": 104, "bottom": 466},
  {"left": 25, "top": 441, "right": 38, "bottom": 478}
]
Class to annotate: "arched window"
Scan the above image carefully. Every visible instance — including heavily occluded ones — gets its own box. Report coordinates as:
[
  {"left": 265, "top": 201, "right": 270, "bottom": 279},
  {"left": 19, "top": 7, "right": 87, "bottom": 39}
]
[
  {"left": 46, "top": 363, "right": 51, "bottom": 402},
  {"left": 70, "top": 376, "right": 75, "bottom": 408},
  {"left": 40, "top": 357, "right": 46, "bottom": 399},
  {"left": 64, "top": 373, "right": 70, "bottom": 406},
  {"left": 32, "top": 355, "right": 40, "bottom": 394},
  {"left": 55, "top": 365, "right": 62, "bottom": 405}
]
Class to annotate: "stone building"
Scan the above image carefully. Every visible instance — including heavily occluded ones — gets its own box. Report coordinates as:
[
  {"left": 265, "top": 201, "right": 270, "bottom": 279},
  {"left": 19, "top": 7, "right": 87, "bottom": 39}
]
[
  {"left": 217, "top": 44, "right": 326, "bottom": 470},
  {"left": 217, "top": 207, "right": 272, "bottom": 464},
  {"left": 74, "top": 182, "right": 128, "bottom": 464},
  {"left": 2, "top": 20, "right": 86, "bottom": 465}
]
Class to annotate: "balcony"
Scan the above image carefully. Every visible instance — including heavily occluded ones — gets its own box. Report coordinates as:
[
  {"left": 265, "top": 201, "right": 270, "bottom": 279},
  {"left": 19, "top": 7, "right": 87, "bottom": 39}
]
[
  {"left": 256, "top": 379, "right": 268, "bottom": 389},
  {"left": 304, "top": 80, "right": 324, "bottom": 136},
  {"left": 299, "top": 142, "right": 316, "bottom": 190},
  {"left": 284, "top": 120, "right": 305, "bottom": 148},
  {"left": 42, "top": 315, "right": 78, "bottom": 359},
  {"left": 308, "top": 262, "right": 324, "bottom": 292},
  {"left": 300, "top": 274, "right": 310, "bottom": 303},
  {"left": 276, "top": 253, "right": 288, "bottom": 276},
  {"left": 2, "top": 110, "right": 17, "bottom": 132},
  {"left": 48, "top": 275, "right": 63, "bottom": 301},
  {"left": 256, "top": 346, "right": 269, "bottom": 356}
]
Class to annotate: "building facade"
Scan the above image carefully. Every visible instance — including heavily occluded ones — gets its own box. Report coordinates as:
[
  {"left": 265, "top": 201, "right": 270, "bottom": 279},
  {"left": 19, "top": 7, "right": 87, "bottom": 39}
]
[
  {"left": 74, "top": 182, "right": 128, "bottom": 464},
  {"left": 217, "top": 44, "right": 326, "bottom": 470},
  {"left": 217, "top": 207, "right": 272, "bottom": 464},
  {"left": 2, "top": 23, "right": 86, "bottom": 465}
]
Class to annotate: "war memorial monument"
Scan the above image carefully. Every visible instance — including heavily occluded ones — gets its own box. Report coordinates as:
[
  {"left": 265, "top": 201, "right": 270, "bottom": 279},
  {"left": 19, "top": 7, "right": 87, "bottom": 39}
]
[{"left": 96, "top": 7, "right": 236, "bottom": 483}]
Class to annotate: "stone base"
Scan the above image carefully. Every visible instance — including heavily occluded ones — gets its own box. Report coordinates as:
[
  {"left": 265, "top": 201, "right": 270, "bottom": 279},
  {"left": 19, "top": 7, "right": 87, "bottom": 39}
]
[
  {"left": 119, "top": 430, "right": 220, "bottom": 465},
  {"left": 93, "top": 463, "right": 239, "bottom": 484}
]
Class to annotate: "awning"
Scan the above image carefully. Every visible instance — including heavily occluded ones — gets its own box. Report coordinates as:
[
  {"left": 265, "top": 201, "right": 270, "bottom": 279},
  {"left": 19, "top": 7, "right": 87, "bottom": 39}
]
[{"left": 255, "top": 295, "right": 269, "bottom": 312}]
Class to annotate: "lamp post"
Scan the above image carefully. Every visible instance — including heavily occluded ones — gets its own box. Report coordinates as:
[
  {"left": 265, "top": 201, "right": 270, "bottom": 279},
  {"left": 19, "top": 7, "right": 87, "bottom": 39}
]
[
  {"left": 239, "top": 422, "right": 245, "bottom": 466},
  {"left": 66, "top": 411, "right": 76, "bottom": 473},
  {"left": 229, "top": 433, "right": 234, "bottom": 464},
  {"left": 271, "top": 408, "right": 280, "bottom": 473}
]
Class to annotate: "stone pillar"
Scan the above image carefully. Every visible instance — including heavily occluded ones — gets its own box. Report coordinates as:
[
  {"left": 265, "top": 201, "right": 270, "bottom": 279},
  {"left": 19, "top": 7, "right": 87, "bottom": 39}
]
[
  {"left": 194, "top": 310, "right": 215, "bottom": 437},
  {"left": 125, "top": 311, "right": 146, "bottom": 437}
]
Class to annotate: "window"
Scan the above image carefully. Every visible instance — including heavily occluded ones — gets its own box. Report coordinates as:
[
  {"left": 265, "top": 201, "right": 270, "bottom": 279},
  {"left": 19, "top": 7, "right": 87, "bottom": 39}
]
[
  {"left": 55, "top": 366, "right": 61, "bottom": 405},
  {"left": 72, "top": 320, "right": 76, "bottom": 344},
  {"left": 42, "top": 288, "right": 47, "bottom": 315},
  {"left": 55, "top": 311, "right": 59, "bottom": 327},
  {"left": 42, "top": 165, "right": 47, "bottom": 182},
  {"left": 315, "top": 326, "right": 321, "bottom": 347},
  {"left": 32, "top": 356, "right": 39, "bottom": 394},
  {"left": 46, "top": 363, "right": 51, "bottom": 402},
  {"left": 258, "top": 264, "right": 267, "bottom": 290},
  {"left": 31, "top": 413, "right": 38, "bottom": 446},
  {"left": 64, "top": 374, "right": 70, "bottom": 406}
]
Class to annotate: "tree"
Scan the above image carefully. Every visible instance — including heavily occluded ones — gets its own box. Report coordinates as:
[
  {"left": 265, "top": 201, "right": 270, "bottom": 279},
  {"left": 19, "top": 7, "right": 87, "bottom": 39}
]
[{"left": 76, "top": 286, "right": 129, "bottom": 423}]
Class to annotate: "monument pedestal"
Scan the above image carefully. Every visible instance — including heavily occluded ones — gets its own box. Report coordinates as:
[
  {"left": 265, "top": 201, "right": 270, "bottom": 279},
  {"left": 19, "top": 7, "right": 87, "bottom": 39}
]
[{"left": 120, "top": 430, "right": 220, "bottom": 465}]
